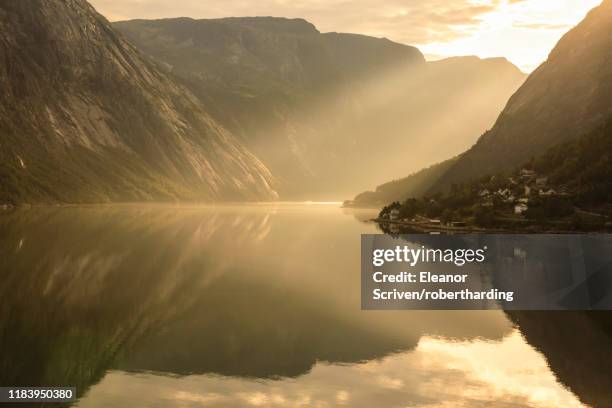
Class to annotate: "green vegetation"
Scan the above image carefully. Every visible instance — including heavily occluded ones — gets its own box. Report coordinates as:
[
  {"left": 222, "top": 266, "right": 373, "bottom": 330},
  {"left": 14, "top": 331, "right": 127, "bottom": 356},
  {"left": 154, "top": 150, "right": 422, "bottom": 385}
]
[
  {"left": 429, "top": 0, "right": 612, "bottom": 193},
  {"left": 379, "top": 121, "right": 612, "bottom": 231},
  {"left": 347, "top": 157, "right": 458, "bottom": 207},
  {"left": 530, "top": 121, "right": 612, "bottom": 208},
  {"left": 372, "top": 1, "right": 612, "bottom": 204}
]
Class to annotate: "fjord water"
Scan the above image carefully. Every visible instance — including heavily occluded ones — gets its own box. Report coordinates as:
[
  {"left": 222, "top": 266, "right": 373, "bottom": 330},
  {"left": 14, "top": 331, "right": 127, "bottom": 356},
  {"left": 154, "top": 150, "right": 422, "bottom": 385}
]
[{"left": 0, "top": 204, "right": 593, "bottom": 407}]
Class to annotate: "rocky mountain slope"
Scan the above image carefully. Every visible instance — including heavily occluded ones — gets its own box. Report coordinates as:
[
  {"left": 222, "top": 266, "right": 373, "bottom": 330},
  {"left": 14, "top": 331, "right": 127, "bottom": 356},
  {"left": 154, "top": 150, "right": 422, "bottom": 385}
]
[
  {"left": 431, "top": 0, "right": 612, "bottom": 192},
  {"left": 347, "top": 157, "right": 459, "bottom": 208},
  {"left": 0, "top": 0, "right": 278, "bottom": 204},
  {"left": 115, "top": 17, "right": 526, "bottom": 199},
  {"left": 353, "top": 0, "right": 612, "bottom": 206}
]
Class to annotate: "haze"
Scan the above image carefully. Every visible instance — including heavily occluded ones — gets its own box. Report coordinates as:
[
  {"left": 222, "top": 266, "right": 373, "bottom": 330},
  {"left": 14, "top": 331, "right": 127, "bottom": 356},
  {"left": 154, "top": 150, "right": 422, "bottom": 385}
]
[{"left": 90, "top": 0, "right": 600, "bottom": 72}]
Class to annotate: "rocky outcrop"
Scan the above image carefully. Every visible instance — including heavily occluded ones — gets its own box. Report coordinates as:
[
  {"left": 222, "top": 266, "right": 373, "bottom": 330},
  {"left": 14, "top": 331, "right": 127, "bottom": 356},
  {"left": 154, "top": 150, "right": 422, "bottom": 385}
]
[{"left": 0, "top": 0, "right": 278, "bottom": 204}]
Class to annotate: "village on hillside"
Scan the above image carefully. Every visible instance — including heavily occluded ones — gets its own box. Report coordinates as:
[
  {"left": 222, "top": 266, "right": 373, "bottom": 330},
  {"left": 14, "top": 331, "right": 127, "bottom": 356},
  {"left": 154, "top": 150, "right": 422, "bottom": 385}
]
[{"left": 378, "top": 168, "right": 610, "bottom": 233}]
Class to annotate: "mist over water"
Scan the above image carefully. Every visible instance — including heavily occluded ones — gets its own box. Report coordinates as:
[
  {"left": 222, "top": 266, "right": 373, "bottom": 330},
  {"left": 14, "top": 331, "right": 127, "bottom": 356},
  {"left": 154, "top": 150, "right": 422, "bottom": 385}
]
[{"left": 0, "top": 204, "right": 593, "bottom": 407}]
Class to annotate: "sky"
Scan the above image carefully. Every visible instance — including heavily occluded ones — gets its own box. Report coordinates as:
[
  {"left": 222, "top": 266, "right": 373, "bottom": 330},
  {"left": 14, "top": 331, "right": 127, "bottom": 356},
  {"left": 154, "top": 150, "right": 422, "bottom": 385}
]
[{"left": 90, "top": 0, "right": 602, "bottom": 72}]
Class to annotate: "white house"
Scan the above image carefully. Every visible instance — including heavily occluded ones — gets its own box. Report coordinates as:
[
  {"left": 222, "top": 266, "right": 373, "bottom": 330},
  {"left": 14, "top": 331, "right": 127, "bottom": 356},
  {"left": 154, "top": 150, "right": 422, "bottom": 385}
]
[
  {"left": 515, "top": 203, "right": 528, "bottom": 215},
  {"left": 520, "top": 169, "right": 537, "bottom": 179},
  {"left": 539, "top": 189, "right": 557, "bottom": 197}
]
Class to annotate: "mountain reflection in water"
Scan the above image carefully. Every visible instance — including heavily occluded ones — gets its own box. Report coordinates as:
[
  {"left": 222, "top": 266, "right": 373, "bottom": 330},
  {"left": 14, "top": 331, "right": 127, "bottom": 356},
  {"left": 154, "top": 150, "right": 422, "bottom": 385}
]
[{"left": 0, "top": 204, "right": 601, "bottom": 407}]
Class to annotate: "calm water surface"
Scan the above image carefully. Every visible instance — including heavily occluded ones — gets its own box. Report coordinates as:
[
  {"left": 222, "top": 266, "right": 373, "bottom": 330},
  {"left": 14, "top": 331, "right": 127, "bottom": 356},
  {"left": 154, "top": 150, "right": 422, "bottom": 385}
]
[{"left": 0, "top": 203, "right": 608, "bottom": 407}]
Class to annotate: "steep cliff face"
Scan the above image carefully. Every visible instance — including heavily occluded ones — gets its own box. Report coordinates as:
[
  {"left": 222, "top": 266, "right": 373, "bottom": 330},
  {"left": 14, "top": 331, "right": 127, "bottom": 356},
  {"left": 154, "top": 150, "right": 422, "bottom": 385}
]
[
  {"left": 115, "top": 17, "right": 526, "bottom": 199},
  {"left": 433, "top": 0, "right": 612, "bottom": 191},
  {"left": 0, "top": 0, "right": 278, "bottom": 204},
  {"left": 114, "top": 17, "right": 425, "bottom": 93}
]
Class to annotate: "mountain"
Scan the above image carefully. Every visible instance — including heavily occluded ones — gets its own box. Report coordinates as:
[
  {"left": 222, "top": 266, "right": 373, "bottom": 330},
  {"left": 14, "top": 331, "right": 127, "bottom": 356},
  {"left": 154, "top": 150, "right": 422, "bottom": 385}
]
[
  {"left": 114, "top": 17, "right": 526, "bottom": 199},
  {"left": 429, "top": 0, "right": 612, "bottom": 192},
  {"left": 0, "top": 0, "right": 278, "bottom": 205},
  {"left": 377, "top": 120, "right": 612, "bottom": 232},
  {"left": 347, "top": 157, "right": 458, "bottom": 208},
  {"left": 355, "top": 0, "right": 612, "bottom": 207}
]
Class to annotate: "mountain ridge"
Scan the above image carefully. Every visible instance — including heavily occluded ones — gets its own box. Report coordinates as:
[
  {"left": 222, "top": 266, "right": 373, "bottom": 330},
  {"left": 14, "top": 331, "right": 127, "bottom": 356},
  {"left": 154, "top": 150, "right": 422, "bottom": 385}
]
[
  {"left": 114, "top": 16, "right": 526, "bottom": 199},
  {"left": 430, "top": 0, "right": 612, "bottom": 192},
  {"left": 352, "top": 0, "right": 612, "bottom": 207},
  {"left": 0, "top": 0, "right": 278, "bottom": 204}
]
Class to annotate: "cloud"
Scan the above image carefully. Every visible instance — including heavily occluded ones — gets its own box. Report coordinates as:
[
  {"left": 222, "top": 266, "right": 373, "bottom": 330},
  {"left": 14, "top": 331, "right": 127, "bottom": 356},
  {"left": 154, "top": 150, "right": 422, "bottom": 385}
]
[
  {"left": 80, "top": 331, "right": 584, "bottom": 408},
  {"left": 89, "top": 0, "right": 601, "bottom": 72},
  {"left": 512, "top": 22, "right": 572, "bottom": 30}
]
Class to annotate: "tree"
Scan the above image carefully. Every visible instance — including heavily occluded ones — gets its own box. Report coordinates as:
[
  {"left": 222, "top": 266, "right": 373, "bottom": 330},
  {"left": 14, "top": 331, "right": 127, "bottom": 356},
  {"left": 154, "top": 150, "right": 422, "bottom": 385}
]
[
  {"left": 441, "top": 209, "right": 454, "bottom": 225},
  {"left": 474, "top": 207, "right": 495, "bottom": 227}
]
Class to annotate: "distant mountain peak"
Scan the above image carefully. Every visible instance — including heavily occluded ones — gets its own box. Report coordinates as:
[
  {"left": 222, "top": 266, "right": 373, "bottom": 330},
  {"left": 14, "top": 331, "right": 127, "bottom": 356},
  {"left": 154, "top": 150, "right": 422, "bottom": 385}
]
[
  {"left": 117, "top": 15, "right": 320, "bottom": 35},
  {"left": 433, "top": 55, "right": 519, "bottom": 67}
]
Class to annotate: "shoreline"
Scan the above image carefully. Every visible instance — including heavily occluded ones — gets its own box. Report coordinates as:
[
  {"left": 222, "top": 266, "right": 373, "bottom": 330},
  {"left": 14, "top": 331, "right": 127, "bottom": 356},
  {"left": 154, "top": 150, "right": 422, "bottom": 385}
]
[
  {"left": 374, "top": 219, "right": 511, "bottom": 233},
  {"left": 373, "top": 218, "right": 611, "bottom": 234}
]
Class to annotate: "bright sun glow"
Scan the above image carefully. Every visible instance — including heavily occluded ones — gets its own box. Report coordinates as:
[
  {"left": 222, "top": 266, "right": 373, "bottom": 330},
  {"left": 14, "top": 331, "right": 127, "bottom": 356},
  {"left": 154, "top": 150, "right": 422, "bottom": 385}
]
[
  {"left": 90, "top": 0, "right": 603, "bottom": 73},
  {"left": 82, "top": 331, "right": 584, "bottom": 407},
  {"left": 420, "top": 0, "right": 602, "bottom": 72}
]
